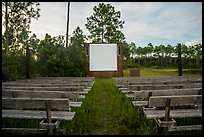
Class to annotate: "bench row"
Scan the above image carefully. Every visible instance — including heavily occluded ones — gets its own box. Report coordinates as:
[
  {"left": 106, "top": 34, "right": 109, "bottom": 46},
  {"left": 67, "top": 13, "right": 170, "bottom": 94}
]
[
  {"left": 2, "top": 77, "right": 95, "bottom": 135},
  {"left": 114, "top": 76, "right": 202, "bottom": 135}
]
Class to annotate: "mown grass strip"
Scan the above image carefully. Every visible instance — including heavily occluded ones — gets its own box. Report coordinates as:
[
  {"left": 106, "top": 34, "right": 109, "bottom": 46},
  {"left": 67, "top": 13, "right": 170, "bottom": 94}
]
[{"left": 62, "top": 78, "right": 156, "bottom": 135}]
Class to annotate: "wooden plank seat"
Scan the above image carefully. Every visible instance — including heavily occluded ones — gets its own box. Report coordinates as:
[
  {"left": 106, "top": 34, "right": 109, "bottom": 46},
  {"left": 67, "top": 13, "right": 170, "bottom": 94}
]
[
  {"left": 146, "top": 95, "right": 202, "bottom": 109},
  {"left": 2, "top": 128, "right": 48, "bottom": 135},
  {"left": 2, "top": 90, "right": 86, "bottom": 101},
  {"left": 114, "top": 76, "right": 201, "bottom": 90},
  {"left": 2, "top": 86, "right": 85, "bottom": 91},
  {"left": 113, "top": 76, "right": 194, "bottom": 85},
  {"left": 2, "top": 97, "right": 76, "bottom": 135},
  {"left": 127, "top": 83, "right": 202, "bottom": 91},
  {"left": 12, "top": 77, "right": 94, "bottom": 84},
  {"left": 2, "top": 81, "right": 95, "bottom": 88},
  {"left": 143, "top": 108, "right": 202, "bottom": 119},
  {"left": 143, "top": 95, "right": 202, "bottom": 134},
  {"left": 2, "top": 109, "right": 75, "bottom": 121},
  {"left": 125, "top": 88, "right": 202, "bottom": 106},
  {"left": 2, "top": 83, "right": 89, "bottom": 88},
  {"left": 2, "top": 97, "right": 72, "bottom": 111},
  {"left": 122, "top": 79, "right": 202, "bottom": 87},
  {"left": 3, "top": 77, "right": 95, "bottom": 87},
  {"left": 118, "top": 83, "right": 201, "bottom": 92}
]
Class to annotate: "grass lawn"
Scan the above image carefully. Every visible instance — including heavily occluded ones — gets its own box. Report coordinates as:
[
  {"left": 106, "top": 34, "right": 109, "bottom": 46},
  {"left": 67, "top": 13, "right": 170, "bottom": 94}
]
[
  {"left": 63, "top": 78, "right": 156, "bottom": 135},
  {"left": 123, "top": 67, "right": 202, "bottom": 78}
]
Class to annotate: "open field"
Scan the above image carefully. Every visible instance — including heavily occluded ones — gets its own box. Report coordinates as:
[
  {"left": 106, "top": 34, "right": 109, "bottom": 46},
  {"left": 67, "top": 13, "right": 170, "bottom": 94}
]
[{"left": 123, "top": 68, "right": 202, "bottom": 78}]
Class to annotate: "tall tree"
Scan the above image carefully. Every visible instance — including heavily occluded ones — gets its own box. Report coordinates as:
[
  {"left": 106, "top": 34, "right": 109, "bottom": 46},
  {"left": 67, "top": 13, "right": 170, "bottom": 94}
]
[
  {"left": 146, "top": 43, "right": 154, "bottom": 57},
  {"left": 194, "top": 43, "right": 202, "bottom": 67},
  {"left": 37, "top": 34, "right": 66, "bottom": 76},
  {"left": 2, "top": 2, "right": 40, "bottom": 52},
  {"left": 70, "top": 26, "right": 87, "bottom": 47},
  {"left": 129, "top": 42, "right": 137, "bottom": 58},
  {"left": 68, "top": 27, "right": 88, "bottom": 76},
  {"left": 85, "top": 3, "right": 125, "bottom": 43}
]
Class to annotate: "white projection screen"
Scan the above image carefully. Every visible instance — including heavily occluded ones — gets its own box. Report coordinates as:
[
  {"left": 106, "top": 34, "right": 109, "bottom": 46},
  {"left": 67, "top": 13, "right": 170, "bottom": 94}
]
[{"left": 89, "top": 43, "right": 117, "bottom": 71}]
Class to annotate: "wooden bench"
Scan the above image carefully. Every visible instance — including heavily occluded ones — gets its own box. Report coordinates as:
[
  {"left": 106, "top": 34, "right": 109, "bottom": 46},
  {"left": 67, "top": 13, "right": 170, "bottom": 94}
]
[
  {"left": 114, "top": 76, "right": 201, "bottom": 91},
  {"left": 2, "top": 85, "right": 85, "bottom": 91},
  {"left": 2, "top": 89, "right": 86, "bottom": 100},
  {"left": 3, "top": 77, "right": 95, "bottom": 88},
  {"left": 2, "top": 97, "right": 76, "bottom": 135},
  {"left": 2, "top": 77, "right": 95, "bottom": 135},
  {"left": 127, "top": 83, "right": 202, "bottom": 91},
  {"left": 122, "top": 79, "right": 202, "bottom": 87},
  {"left": 143, "top": 95, "right": 202, "bottom": 134},
  {"left": 13, "top": 77, "right": 95, "bottom": 84},
  {"left": 125, "top": 88, "right": 202, "bottom": 106},
  {"left": 2, "top": 83, "right": 89, "bottom": 88},
  {"left": 113, "top": 76, "right": 193, "bottom": 85},
  {"left": 2, "top": 90, "right": 83, "bottom": 108}
]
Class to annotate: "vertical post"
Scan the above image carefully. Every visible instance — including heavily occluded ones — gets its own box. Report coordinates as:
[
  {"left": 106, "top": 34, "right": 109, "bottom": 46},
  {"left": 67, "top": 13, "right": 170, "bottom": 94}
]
[
  {"left": 177, "top": 43, "right": 182, "bottom": 76},
  {"left": 66, "top": 2, "right": 70, "bottom": 48},
  {"left": 26, "top": 45, "right": 30, "bottom": 79},
  {"left": 164, "top": 98, "right": 171, "bottom": 121},
  {"left": 147, "top": 92, "right": 152, "bottom": 107},
  {"left": 46, "top": 101, "right": 53, "bottom": 135},
  {"left": 137, "top": 86, "right": 140, "bottom": 91},
  {"left": 156, "top": 98, "right": 171, "bottom": 135}
]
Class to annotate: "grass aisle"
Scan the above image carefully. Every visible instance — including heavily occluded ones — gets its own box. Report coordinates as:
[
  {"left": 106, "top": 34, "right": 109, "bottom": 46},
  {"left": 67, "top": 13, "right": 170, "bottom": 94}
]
[{"left": 63, "top": 78, "right": 156, "bottom": 135}]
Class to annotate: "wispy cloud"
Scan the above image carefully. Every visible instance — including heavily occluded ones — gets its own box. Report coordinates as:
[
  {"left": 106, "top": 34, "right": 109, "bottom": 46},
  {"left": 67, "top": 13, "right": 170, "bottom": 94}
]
[{"left": 28, "top": 2, "right": 202, "bottom": 46}]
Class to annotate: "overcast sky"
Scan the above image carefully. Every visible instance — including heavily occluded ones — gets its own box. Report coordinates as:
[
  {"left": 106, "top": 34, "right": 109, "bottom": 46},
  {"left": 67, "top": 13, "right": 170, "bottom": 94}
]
[{"left": 28, "top": 2, "right": 202, "bottom": 47}]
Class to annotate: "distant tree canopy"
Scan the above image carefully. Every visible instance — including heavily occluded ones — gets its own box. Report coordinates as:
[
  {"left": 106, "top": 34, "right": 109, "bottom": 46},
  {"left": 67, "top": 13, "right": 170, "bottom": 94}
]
[
  {"left": 85, "top": 3, "right": 125, "bottom": 43},
  {"left": 123, "top": 42, "right": 202, "bottom": 69}
]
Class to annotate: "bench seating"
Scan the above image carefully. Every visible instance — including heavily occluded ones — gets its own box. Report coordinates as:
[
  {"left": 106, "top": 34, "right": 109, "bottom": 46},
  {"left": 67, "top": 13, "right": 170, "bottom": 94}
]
[
  {"left": 2, "top": 89, "right": 86, "bottom": 101},
  {"left": 123, "top": 79, "right": 201, "bottom": 85},
  {"left": 114, "top": 76, "right": 202, "bottom": 134},
  {"left": 126, "top": 88, "right": 202, "bottom": 106},
  {"left": 2, "top": 77, "right": 95, "bottom": 135},
  {"left": 2, "top": 97, "right": 76, "bottom": 135},
  {"left": 113, "top": 76, "right": 194, "bottom": 85},
  {"left": 127, "top": 83, "right": 202, "bottom": 91},
  {"left": 143, "top": 95, "right": 202, "bottom": 134}
]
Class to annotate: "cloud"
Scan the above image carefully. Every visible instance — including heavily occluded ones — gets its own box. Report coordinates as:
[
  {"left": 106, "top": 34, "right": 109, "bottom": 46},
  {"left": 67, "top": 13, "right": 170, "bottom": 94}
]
[
  {"left": 27, "top": 2, "right": 202, "bottom": 47},
  {"left": 185, "top": 40, "right": 202, "bottom": 46}
]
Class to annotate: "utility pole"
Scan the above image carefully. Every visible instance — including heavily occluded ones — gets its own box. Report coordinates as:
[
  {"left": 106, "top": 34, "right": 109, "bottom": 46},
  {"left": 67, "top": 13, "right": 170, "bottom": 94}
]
[
  {"left": 5, "top": 2, "right": 9, "bottom": 81},
  {"left": 5, "top": 2, "right": 9, "bottom": 53},
  {"left": 66, "top": 2, "right": 70, "bottom": 48}
]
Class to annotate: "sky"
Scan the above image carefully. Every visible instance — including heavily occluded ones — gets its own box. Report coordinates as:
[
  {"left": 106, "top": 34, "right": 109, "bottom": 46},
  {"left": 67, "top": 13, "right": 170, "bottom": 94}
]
[{"left": 5, "top": 2, "right": 203, "bottom": 47}]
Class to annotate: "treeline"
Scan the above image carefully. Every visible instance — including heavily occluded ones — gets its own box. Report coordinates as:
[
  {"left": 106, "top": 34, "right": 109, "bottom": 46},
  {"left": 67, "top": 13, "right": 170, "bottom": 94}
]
[
  {"left": 2, "top": 2, "right": 202, "bottom": 81},
  {"left": 2, "top": 2, "right": 89, "bottom": 81},
  {"left": 2, "top": 27, "right": 88, "bottom": 81},
  {"left": 123, "top": 42, "right": 202, "bottom": 69}
]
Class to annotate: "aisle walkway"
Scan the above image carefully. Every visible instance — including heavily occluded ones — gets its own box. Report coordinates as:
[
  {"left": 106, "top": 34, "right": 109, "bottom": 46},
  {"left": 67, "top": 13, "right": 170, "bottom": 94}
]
[{"left": 65, "top": 78, "right": 155, "bottom": 135}]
